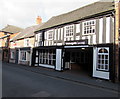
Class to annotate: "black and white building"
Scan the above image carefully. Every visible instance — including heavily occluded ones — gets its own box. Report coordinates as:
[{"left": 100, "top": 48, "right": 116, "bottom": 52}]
[{"left": 32, "top": 1, "right": 120, "bottom": 81}]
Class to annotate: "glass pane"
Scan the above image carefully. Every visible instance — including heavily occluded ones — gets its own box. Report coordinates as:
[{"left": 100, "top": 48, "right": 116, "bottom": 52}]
[
  {"left": 99, "top": 49, "right": 103, "bottom": 53},
  {"left": 105, "top": 60, "right": 108, "bottom": 64},
  {"left": 101, "top": 65, "right": 104, "bottom": 69},
  {"left": 102, "top": 55, "right": 104, "bottom": 59},
  {"left": 98, "top": 65, "right": 100, "bottom": 69},
  {"left": 105, "top": 65, "right": 108, "bottom": 70},
  {"left": 105, "top": 55, "right": 108, "bottom": 59},
  {"left": 98, "top": 55, "right": 101, "bottom": 59},
  {"left": 104, "top": 49, "right": 108, "bottom": 53},
  {"left": 98, "top": 60, "right": 100, "bottom": 64}
]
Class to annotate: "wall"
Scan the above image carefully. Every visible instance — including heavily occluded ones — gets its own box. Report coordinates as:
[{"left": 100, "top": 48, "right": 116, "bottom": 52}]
[{"left": 35, "top": 15, "right": 115, "bottom": 48}]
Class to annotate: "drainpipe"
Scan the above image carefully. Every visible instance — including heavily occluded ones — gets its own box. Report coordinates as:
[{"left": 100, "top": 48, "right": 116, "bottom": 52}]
[{"left": 114, "top": 0, "right": 120, "bottom": 82}]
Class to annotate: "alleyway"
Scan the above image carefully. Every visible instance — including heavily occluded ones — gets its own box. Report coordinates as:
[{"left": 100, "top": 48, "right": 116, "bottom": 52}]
[{"left": 2, "top": 62, "right": 119, "bottom": 97}]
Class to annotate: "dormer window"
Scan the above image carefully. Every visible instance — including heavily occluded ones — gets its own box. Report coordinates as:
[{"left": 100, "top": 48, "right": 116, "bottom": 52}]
[{"left": 83, "top": 20, "right": 96, "bottom": 35}]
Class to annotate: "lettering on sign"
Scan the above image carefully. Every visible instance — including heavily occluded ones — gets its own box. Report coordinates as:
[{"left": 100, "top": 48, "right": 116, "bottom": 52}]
[{"left": 65, "top": 39, "right": 88, "bottom": 45}]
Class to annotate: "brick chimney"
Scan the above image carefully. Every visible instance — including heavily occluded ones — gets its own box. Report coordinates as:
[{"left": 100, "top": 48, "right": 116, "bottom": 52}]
[{"left": 36, "top": 16, "right": 42, "bottom": 24}]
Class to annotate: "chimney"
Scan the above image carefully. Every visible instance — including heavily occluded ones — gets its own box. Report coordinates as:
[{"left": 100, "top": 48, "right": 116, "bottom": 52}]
[{"left": 36, "top": 16, "right": 42, "bottom": 24}]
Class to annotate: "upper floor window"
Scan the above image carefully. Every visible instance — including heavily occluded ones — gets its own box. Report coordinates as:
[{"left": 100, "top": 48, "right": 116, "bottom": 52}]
[
  {"left": 65, "top": 25, "right": 74, "bottom": 37},
  {"left": 83, "top": 20, "right": 96, "bottom": 35},
  {"left": 24, "top": 39, "right": 29, "bottom": 47},
  {"left": 35, "top": 33, "right": 42, "bottom": 41},
  {"left": 39, "top": 33, "right": 42, "bottom": 41},
  {"left": 48, "top": 30, "right": 53, "bottom": 40}
]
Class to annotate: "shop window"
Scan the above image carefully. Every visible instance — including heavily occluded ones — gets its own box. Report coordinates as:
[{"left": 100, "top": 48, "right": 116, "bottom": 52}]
[
  {"left": 20, "top": 51, "right": 27, "bottom": 61},
  {"left": 97, "top": 48, "right": 109, "bottom": 71},
  {"left": 39, "top": 49, "right": 56, "bottom": 66},
  {"left": 83, "top": 20, "right": 96, "bottom": 35}
]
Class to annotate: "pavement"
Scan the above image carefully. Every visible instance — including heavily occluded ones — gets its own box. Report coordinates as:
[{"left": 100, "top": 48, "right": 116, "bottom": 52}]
[{"left": 2, "top": 62, "right": 120, "bottom": 93}]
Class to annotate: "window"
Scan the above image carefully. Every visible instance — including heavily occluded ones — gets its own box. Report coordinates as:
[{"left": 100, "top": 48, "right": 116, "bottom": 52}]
[
  {"left": 39, "top": 49, "right": 56, "bottom": 66},
  {"left": 20, "top": 51, "right": 27, "bottom": 61},
  {"left": 24, "top": 39, "right": 29, "bottom": 47},
  {"left": 35, "top": 34, "right": 38, "bottom": 41},
  {"left": 83, "top": 20, "right": 96, "bottom": 35},
  {"left": 48, "top": 30, "right": 53, "bottom": 40},
  {"left": 97, "top": 48, "right": 109, "bottom": 71},
  {"left": 39, "top": 33, "right": 42, "bottom": 41},
  {"left": 65, "top": 25, "right": 74, "bottom": 37},
  {"left": 11, "top": 51, "right": 15, "bottom": 59}
]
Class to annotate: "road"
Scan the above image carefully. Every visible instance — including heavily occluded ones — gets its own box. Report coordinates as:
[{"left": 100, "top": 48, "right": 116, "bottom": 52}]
[{"left": 2, "top": 62, "right": 119, "bottom": 97}]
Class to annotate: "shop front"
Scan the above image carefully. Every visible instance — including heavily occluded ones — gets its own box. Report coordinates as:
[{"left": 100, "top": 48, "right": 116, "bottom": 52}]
[
  {"left": 33, "top": 43, "right": 114, "bottom": 81},
  {"left": 18, "top": 47, "right": 31, "bottom": 66}
]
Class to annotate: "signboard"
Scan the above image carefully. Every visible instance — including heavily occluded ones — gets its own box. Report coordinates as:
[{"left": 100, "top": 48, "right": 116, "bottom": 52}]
[{"left": 65, "top": 39, "right": 88, "bottom": 45}]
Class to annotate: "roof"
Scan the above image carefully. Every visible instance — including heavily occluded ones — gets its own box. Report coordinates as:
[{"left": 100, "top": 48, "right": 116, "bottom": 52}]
[
  {"left": 36, "top": 1, "right": 114, "bottom": 31},
  {"left": 0, "top": 25, "right": 23, "bottom": 34},
  {"left": 11, "top": 23, "right": 44, "bottom": 41}
]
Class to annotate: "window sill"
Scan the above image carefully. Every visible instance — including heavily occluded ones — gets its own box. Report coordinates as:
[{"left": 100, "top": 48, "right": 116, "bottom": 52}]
[{"left": 82, "top": 33, "right": 95, "bottom": 36}]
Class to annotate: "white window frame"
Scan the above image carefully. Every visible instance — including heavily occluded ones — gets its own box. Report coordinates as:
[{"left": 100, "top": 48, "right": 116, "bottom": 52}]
[
  {"left": 38, "top": 33, "right": 42, "bottom": 41},
  {"left": 39, "top": 49, "right": 56, "bottom": 66},
  {"left": 65, "top": 24, "right": 74, "bottom": 37},
  {"left": 97, "top": 47, "right": 109, "bottom": 71},
  {"left": 82, "top": 20, "right": 96, "bottom": 35},
  {"left": 24, "top": 38, "right": 29, "bottom": 47},
  {"left": 20, "top": 51, "right": 27, "bottom": 61},
  {"left": 48, "top": 30, "right": 53, "bottom": 40},
  {"left": 11, "top": 51, "right": 15, "bottom": 59}
]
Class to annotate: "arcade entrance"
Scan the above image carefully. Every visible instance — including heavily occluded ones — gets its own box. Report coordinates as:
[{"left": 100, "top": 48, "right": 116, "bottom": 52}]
[{"left": 64, "top": 47, "right": 93, "bottom": 76}]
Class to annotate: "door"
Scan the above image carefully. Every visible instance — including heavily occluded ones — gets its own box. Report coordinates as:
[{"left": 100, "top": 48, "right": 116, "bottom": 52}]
[
  {"left": 93, "top": 47, "right": 109, "bottom": 80},
  {"left": 56, "top": 49, "right": 62, "bottom": 71}
]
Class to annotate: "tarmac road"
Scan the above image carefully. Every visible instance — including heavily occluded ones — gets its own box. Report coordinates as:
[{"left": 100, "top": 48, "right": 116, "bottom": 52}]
[{"left": 2, "top": 62, "right": 119, "bottom": 97}]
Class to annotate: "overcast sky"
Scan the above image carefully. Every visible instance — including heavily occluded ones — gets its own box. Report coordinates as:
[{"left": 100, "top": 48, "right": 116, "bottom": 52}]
[{"left": 0, "top": 0, "right": 113, "bottom": 29}]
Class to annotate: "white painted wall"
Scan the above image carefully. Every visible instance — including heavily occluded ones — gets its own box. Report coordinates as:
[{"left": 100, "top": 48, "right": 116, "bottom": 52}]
[
  {"left": 56, "top": 49, "right": 62, "bottom": 71},
  {"left": 99, "top": 18, "right": 103, "bottom": 44},
  {"left": 106, "top": 17, "right": 110, "bottom": 43},
  {"left": 76, "top": 23, "right": 80, "bottom": 33}
]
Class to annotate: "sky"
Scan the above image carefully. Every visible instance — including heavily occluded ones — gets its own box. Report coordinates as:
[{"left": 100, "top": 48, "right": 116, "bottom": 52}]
[{"left": 0, "top": 0, "right": 113, "bottom": 29}]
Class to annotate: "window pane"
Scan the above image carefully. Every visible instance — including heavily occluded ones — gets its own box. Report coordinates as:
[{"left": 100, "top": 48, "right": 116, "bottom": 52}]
[
  {"left": 105, "top": 55, "right": 108, "bottom": 59},
  {"left": 105, "top": 60, "right": 108, "bottom": 64}
]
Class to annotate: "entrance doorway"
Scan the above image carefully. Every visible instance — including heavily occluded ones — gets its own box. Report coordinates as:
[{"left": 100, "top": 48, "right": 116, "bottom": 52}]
[{"left": 64, "top": 47, "right": 93, "bottom": 76}]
